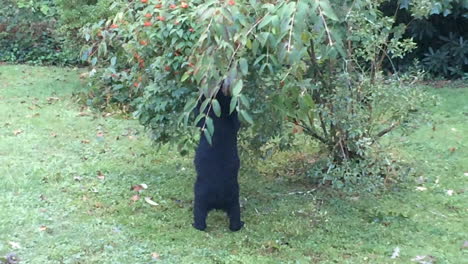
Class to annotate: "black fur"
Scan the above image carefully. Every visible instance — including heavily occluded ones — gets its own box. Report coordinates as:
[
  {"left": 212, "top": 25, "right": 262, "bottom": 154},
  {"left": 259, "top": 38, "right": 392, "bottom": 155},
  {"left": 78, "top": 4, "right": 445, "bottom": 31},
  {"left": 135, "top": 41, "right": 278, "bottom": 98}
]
[{"left": 193, "top": 91, "right": 244, "bottom": 231}]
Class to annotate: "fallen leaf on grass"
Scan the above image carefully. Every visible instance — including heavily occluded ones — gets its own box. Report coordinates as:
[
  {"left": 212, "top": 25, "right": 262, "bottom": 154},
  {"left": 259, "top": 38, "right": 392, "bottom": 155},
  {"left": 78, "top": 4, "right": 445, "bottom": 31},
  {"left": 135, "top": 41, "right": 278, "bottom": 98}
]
[
  {"left": 77, "top": 112, "right": 91, "bottom": 117},
  {"left": 13, "top": 129, "right": 23, "bottom": 136},
  {"left": 411, "top": 255, "right": 436, "bottom": 264},
  {"left": 415, "top": 186, "right": 427, "bottom": 191},
  {"left": 50, "top": 133, "right": 57, "bottom": 138},
  {"left": 415, "top": 176, "right": 426, "bottom": 184},
  {"left": 47, "top": 97, "right": 60, "bottom": 104},
  {"left": 449, "top": 147, "right": 456, "bottom": 152},
  {"left": 131, "top": 194, "right": 140, "bottom": 202},
  {"left": 8, "top": 241, "right": 21, "bottom": 249},
  {"left": 39, "top": 226, "right": 48, "bottom": 231},
  {"left": 151, "top": 252, "right": 160, "bottom": 260},
  {"left": 81, "top": 139, "right": 90, "bottom": 144},
  {"left": 79, "top": 72, "right": 89, "bottom": 79},
  {"left": 461, "top": 241, "right": 468, "bottom": 249},
  {"left": 97, "top": 171, "right": 105, "bottom": 180},
  {"left": 131, "top": 184, "right": 148, "bottom": 192},
  {"left": 390, "top": 247, "right": 400, "bottom": 259},
  {"left": 144, "top": 197, "right": 159, "bottom": 206},
  {"left": 73, "top": 176, "right": 82, "bottom": 181}
]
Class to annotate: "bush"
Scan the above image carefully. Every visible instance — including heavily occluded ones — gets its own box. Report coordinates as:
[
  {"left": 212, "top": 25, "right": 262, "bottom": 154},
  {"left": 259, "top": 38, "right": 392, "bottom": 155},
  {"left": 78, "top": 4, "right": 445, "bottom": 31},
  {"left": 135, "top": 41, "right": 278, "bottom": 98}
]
[
  {"left": 0, "top": 0, "right": 72, "bottom": 65},
  {"left": 54, "top": 0, "right": 118, "bottom": 58},
  {"left": 81, "top": 0, "right": 428, "bottom": 189},
  {"left": 381, "top": 0, "right": 468, "bottom": 78},
  {"left": 0, "top": 0, "right": 116, "bottom": 65}
]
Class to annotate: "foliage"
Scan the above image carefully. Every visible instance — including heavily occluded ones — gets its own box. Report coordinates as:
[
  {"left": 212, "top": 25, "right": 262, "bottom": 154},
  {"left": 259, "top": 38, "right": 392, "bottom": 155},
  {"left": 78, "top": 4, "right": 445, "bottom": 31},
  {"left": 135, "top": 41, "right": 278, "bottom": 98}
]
[
  {"left": 0, "top": 0, "right": 116, "bottom": 65},
  {"left": 0, "top": 0, "right": 72, "bottom": 65},
  {"left": 382, "top": 0, "right": 468, "bottom": 77},
  {"left": 81, "top": 0, "right": 430, "bottom": 187},
  {"left": 54, "top": 0, "right": 118, "bottom": 56},
  {"left": 422, "top": 34, "right": 468, "bottom": 77}
]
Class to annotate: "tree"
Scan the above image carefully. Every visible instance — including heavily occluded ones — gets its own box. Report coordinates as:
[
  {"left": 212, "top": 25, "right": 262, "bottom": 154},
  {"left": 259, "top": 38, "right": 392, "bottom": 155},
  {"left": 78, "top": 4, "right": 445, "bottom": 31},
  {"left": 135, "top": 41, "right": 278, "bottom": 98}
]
[{"left": 82, "top": 0, "right": 427, "bottom": 188}]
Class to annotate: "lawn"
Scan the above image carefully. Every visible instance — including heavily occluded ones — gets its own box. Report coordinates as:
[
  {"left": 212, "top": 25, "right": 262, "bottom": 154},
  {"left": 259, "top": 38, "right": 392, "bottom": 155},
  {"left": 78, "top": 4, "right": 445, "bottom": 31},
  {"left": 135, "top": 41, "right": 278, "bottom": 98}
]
[{"left": 0, "top": 65, "right": 467, "bottom": 263}]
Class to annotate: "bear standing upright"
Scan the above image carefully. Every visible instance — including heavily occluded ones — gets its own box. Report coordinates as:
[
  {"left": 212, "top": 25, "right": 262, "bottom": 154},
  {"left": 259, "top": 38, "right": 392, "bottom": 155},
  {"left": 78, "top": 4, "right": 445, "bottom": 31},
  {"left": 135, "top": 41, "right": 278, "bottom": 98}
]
[{"left": 193, "top": 90, "right": 244, "bottom": 231}]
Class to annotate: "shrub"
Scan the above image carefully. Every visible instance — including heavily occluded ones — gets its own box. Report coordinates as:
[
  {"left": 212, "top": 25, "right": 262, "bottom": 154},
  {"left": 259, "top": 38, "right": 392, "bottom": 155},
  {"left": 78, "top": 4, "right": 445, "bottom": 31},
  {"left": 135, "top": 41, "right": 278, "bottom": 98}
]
[
  {"left": 81, "top": 0, "right": 428, "bottom": 189},
  {"left": 0, "top": 0, "right": 71, "bottom": 65},
  {"left": 0, "top": 0, "right": 116, "bottom": 65},
  {"left": 54, "top": 0, "right": 118, "bottom": 58},
  {"left": 381, "top": 0, "right": 468, "bottom": 78}
]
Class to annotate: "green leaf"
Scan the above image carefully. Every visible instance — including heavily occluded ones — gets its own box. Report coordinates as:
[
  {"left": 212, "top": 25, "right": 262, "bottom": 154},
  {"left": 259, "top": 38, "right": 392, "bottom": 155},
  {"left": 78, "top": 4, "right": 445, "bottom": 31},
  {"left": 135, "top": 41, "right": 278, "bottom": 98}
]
[
  {"left": 319, "top": 0, "right": 339, "bottom": 21},
  {"left": 98, "top": 42, "right": 107, "bottom": 57},
  {"left": 246, "top": 38, "right": 252, "bottom": 49},
  {"left": 180, "top": 72, "right": 191, "bottom": 82},
  {"left": 240, "top": 110, "right": 253, "bottom": 125},
  {"left": 194, "top": 113, "right": 204, "bottom": 126},
  {"left": 183, "top": 98, "right": 197, "bottom": 112},
  {"left": 205, "top": 116, "right": 214, "bottom": 136},
  {"left": 302, "top": 94, "right": 314, "bottom": 108},
  {"left": 212, "top": 99, "right": 221, "bottom": 117},
  {"left": 232, "top": 80, "right": 243, "bottom": 97},
  {"left": 239, "top": 58, "right": 248, "bottom": 76},
  {"left": 239, "top": 94, "right": 250, "bottom": 109},
  {"left": 110, "top": 56, "right": 117, "bottom": 66},
  {"left": 203, "top": 129, "right": 212, "bottom": 145},
  {"left": 200, "top": 98, "right": 210, "bottom": 114},
  {"left": 230, "top": 96, "right": 238, "bottom": 114},
  {"left": 258, "top": 15, "right": 273, "bottom": 29},
  {"left": 81, "top": 49, "right": 89, "bottom": 61},
  {"left": 253, "top": 54, "right": 266, "bottom": 66},
  {"left": 258, "top": 32, "right": 270, "bottom": 47}
]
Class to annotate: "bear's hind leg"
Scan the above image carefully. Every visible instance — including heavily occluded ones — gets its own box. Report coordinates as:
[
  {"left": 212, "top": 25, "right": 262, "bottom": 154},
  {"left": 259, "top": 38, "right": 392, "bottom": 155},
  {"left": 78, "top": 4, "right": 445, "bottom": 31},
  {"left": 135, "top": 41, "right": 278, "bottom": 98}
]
[
  {"left": 193, "top": 202, "right": 208, "bottom": 231},
  {"left": 227, "top": 202, "right": 244, "bottom": 231}
]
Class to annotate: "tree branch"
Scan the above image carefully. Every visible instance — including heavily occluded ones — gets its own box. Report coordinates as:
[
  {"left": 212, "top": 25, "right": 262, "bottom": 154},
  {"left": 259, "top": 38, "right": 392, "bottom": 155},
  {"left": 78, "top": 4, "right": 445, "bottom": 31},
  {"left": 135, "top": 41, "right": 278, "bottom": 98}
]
[{"left": 375, "top": 122, "right": 399, "bottom": 138}]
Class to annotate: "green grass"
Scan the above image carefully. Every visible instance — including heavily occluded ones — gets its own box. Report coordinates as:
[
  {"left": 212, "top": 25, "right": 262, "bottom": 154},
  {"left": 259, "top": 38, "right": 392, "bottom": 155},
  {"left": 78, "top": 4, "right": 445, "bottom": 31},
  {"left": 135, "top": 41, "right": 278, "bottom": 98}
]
[{"left": 0, "top": 65, "right": 467, "bottom": 263}]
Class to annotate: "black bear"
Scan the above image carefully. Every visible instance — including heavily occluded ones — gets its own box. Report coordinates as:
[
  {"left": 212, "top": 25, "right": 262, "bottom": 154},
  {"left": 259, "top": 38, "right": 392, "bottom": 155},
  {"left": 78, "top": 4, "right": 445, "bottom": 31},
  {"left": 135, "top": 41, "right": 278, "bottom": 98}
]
[{"left": 193, "top": 90, "right": 244, "bottom": 231}]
